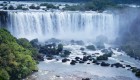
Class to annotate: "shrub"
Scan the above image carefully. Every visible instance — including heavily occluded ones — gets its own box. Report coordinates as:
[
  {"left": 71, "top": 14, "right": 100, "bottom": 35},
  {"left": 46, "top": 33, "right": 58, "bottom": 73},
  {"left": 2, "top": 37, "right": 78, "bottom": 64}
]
[{"left": 0, "top": 69, "right": 10, "bottom": 80}]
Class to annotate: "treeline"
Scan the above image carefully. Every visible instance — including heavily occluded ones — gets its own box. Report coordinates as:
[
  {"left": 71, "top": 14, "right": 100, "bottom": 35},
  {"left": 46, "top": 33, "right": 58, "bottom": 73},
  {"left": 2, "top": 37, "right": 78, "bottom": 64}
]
[
  {"left": 1, "top": 0, "right": 140, "bottom": 4},
  {"left": 63, "top": 0, "right": 118, "bottom": 11}
]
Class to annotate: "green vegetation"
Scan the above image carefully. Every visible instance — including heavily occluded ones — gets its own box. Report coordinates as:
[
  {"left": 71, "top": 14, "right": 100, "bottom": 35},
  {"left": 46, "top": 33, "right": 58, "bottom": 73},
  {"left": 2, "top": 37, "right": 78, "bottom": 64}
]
[
  {"left": 29, "top": 4, "right": 40, "bottom": 9},
  {"left": 40, "top": 3, "right": 58, "bottom": 9},
  {"left": 63, "top": 0, "right": 117, "bottom": 11},
  {"left": 0, "top": 29, "right": 38, "bottom": 80}
]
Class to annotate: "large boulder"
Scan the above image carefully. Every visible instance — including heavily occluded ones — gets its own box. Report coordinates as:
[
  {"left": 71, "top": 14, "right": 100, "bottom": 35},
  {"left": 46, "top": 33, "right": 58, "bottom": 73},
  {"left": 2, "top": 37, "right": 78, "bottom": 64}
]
[
  {"left": 100, "top": 62, "right": 110, "bottom": 67},
  {"left": 62, "top": 58, "right": 69, "bottom": 63},
  {"left": 83, "top": 56, "right": 88, "bottom": 61},
  {"left": 136, "top": 70, "right": 140, "bottom": 78},
  {"left": 97, "top": 55, "right": 108, "bottom": 60},
  {"left": 80, "top": 47, "right": 85, "bottom": 51},
  {"left": 92, "top": 60, "right": 97, "bottom": 63},
  {"left": 75, "top": 57, "right": 81, "bottom": 61},
  {"left": 86, "top": 45, "right": 96, "bottom": 51},
  {"left": 70, "top": 60, "right": 76, "bottom": 65},
  {"left": 57, "top": 44, "right": 63, "bottom": 52},
  {"left": 30, "top": 38, "right": 40, "bottom": 49},
  {"left": 60, "top": 50, "right": 71, "bottom": 57},
  {"left": 112, "top": 63, "right": 123, "bottom": 68},
  {"left": 39, "top": 43, "right": 58, "bottom": 55},
  {"left": 82, "top": 78, "right": 90, "bottom": 80},
  {"left": 37, "top": 54, "right": 45, "bottom": 61}
]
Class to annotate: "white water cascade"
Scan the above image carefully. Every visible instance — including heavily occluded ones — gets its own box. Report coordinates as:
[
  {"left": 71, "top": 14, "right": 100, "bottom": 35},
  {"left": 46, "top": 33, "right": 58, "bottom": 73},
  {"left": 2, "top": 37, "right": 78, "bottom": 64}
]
[{"left": 7, "top": 11, "right": 119, "bottom": 42}]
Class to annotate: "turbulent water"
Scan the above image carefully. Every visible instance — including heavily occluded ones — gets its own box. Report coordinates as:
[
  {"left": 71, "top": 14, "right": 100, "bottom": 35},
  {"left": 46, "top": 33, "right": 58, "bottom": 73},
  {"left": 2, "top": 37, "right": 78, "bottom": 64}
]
[{"left": 7, "top": 11, "right": 119, "bottom": 42}]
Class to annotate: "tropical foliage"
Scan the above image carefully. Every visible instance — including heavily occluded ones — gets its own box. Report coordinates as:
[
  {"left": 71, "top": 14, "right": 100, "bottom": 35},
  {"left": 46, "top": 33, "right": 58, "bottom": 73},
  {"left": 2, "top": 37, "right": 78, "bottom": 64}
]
[{"left": 0, "top": 29, "right": 38, "bottom": 80}]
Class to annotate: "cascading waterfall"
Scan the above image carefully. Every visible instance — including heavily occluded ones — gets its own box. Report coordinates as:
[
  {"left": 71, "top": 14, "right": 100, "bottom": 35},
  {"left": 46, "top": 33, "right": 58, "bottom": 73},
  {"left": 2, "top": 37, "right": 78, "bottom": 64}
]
[{"left": 7, "top": 11, "right": 119, "bottom": 42}]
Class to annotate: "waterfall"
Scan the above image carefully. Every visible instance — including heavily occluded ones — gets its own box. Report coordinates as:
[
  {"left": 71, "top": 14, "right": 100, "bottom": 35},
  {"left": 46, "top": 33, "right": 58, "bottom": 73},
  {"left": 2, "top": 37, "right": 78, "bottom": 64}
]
[{"left": 7, "top": 11, "right": 119, "bottom": 42}]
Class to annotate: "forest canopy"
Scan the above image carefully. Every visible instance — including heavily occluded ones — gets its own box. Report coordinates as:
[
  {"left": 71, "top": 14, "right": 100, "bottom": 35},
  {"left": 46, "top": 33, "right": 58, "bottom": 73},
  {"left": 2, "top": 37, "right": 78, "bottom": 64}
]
[{"left": 0, "top": 29, "right": 38, "bottom": 80}]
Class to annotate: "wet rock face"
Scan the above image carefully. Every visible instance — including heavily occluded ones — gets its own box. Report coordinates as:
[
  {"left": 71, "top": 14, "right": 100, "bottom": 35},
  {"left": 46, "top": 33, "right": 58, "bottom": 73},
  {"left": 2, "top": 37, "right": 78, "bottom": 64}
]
[{"left": 0, "top": 11, "right": 8, "bottom": 27}]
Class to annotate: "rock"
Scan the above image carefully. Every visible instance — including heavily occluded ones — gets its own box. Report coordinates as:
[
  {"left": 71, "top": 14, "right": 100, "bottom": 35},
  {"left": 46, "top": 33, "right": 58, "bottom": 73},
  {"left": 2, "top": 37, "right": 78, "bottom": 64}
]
[
  {"left": 30, "top": 38, "right": 40, "bottom": 48},
  {"left": 95, "top": 53, "right": 100, "bottom": 55},
  {"left": 75, "top": 57, "right": 80, "bottom": 61},
  {"left": 56, "top": 59, "right": 59, "bottom": 61},
  {"left": 101, "top": 49, "right": 108, "bottom": 53},
  {"left": 87, "top": 55, "right": 92, "bottom": 59},
  {"left": 89, "top": 58, "right": 93, "bottom": 61},
  {"left": 60, "top": 50, "right": 71, "bottom": 57},
  {"left": 82, "top": 78, "right": 90, "bottom": 80},
  {"left": 111, "top": 64, "right": 114, "bottom": 67},
  {"left": 62, "top": 58, "right": 68, "bottom": 63},
  {"left": 132, "top": 67, "right": 138, "bottom": 73},
  {"left": 57, "top": 44, "right": 63, "bottom": 52},
  {"left": 101, "top": 49, "right": 113, "bottom": 56},
  {"left": 120, "top": 60, "right": 124, "bottom": 62},
  {"left": 80, "top": 47, "right": 85, "bottom": 51},
  {"left": 95, "top": 62, "right": 100, "bottom": 65},
  {"left": 39, "top": 43, "right": 58, "bottom": 55},
  {"left": 87, "top": 63, "right": 90, "bottom": 64},
  {"left": 92, "top": 60, "right": 97, "bottom": 63},
  {"left": 86, "top": 45, "right": 96, "bottom": 51},
  {"left": 122, "top": 66, "right": 125, "bottom": 68},
  {"left": 70, "top": 60, "right": 76, "bottom": 65},
  {"left": 103, "top": 53, "right": 112, "bottom": 57},
  {"left": 83, "top": 56, "right": 88, "bottom": 61},
  {"left": 47, "top": 57, "right": 53, "bottom": 60},
  {"left": 136, "top": 71, "right": 140, "bottom": 78},
  {"left": 97, "top": 55, "right": 108, "bottom": 60},
  {"left": 82, "top": 52, "right": 87, "bottom": 55},
  {"left": 112, "top": 63, "right": 123, "bottom": 68},
  {"left": 56, "top": 75, "right": 60, "bottom": 77},
  {"left": 126, "top": 65, "right": 131, "bottom": 67},
  {"left": 100, "top": 62, "right": 110, "bottom": 67},
  {"left": 79, "top": 61, "right": 84, "bottom": 63},
  {"left": 67, "top": 59, "right": 70, "bottom": 61},
  {"left": 37, "top": 54, "right": 45, "bottom": 61}
]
